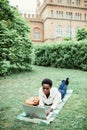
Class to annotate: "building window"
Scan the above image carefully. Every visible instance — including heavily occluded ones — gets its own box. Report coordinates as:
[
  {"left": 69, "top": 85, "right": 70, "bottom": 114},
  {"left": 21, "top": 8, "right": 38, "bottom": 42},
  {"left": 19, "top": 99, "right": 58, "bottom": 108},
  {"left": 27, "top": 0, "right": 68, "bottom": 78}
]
[
  {"left": 75, "top": 13, "right": 82, "bottom": 20},
  {"left": 56, "top": 25, "right": 62, "bottom": 37},
  {"left": 34, "top": 29, "right": 40, "bottom": 40},
  {"left": 66, "top": 12, "right": 72, "bottom": 19},
  {"left": 51, "top": 10, "right": 53, "bottom": 17},
  {"left": 67, "top": 0, "right": 71, "bottom": 4},
  {"left": 76, "top": 0, "right": 80, "bottom": 5},
  {"left": 58, "top": 0, "right": 62, "bottom": 3},
  {"left": 84, "top": 13, "right": 87, "bottom": 21},
  {"left": 56, "top": 11, "right": 63, "bottom": 18},
  {"left": 66, "top": 25, "right": 71, "bottom": 36}
]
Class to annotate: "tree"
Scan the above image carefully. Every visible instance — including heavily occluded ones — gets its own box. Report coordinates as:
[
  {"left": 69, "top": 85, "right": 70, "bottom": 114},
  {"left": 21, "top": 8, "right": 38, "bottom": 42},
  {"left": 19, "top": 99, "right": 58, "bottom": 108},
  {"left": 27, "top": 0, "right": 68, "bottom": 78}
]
[
  {"left": 0, "top": 0, "right": 32, "bottom": 76},
  {"left": 76, "top": 28, "right": 87, "bottom": 41}
]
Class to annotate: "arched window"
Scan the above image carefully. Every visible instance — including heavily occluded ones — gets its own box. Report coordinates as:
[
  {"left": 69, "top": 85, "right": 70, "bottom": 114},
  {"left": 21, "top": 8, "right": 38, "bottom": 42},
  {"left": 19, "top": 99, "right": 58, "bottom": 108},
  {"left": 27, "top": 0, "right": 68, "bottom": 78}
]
[
  {"left": 84, "top": 13, "right": 87, "bottom": 21},
  {"left": 55, "top": 25, "right": 62, "bottom": 37},
  {"left": 66, "top": 12, "right": 72, "bottom": 19},
  {"left": 51, "top": 10, "right": 53, "bottom": 17},
  {"left": 76, "top": 0, "right": 80, "bottom": 5},
  {"left": 58, "top": 0, "right": 62, "bottom": 3},
  {"left": 56, "top": 11, "right": 63, "bottom": 18},
  {"left": 67, "top": 0, "right": 71, "bottom": 4},
  {"left": 66, "top": 25, "right": 71, "bottom": 36},
  {"left": 75, "top": 13, "right": 82, "bottom": 20},
  {"left": 34, "top": 28, "right": 40, "bottom": 40}
]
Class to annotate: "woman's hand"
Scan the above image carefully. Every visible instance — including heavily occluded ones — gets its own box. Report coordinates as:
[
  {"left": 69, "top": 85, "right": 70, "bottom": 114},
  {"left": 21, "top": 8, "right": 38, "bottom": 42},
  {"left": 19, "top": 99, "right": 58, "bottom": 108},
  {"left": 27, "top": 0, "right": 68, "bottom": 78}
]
[{"left": 46, "top": 108, "right": 53, "bottom": 116}]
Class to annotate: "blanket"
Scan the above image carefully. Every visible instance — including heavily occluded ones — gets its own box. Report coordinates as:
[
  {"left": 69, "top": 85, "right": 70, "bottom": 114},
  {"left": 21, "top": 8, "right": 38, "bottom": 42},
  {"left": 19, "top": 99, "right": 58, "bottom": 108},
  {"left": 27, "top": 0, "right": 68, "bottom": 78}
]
[{"left": 17, "top": 89, "right": 73, "bottom": 124}]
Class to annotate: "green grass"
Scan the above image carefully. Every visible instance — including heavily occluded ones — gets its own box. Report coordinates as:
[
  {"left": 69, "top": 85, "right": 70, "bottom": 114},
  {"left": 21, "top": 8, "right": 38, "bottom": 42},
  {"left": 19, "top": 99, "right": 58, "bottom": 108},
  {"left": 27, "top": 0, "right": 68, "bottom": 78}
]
[{"left": 0, "top": 65, "right": 87, "bottom": 130}]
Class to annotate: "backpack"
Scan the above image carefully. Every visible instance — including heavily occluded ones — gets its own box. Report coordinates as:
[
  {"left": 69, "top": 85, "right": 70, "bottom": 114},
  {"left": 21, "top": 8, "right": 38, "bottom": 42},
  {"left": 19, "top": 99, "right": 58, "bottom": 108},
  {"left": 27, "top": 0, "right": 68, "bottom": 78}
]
[{"left": 24, "top": 97, "right": 39, "bottom": 106}]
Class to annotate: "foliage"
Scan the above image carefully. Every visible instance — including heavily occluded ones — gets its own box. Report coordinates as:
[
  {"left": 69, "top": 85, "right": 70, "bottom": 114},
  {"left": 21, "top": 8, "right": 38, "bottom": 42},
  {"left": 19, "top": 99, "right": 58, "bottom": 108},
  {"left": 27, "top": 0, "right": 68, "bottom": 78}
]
[
  {"left": 0, "top": 0, "right": 32, "bottom": 76},
  {"left": 0, "top": 65, "right": 87, "bottom": 130},
  {"left": 62, "top": 37, "right": 71, "bottom": 41},
  {"left": 76, "top": 28, "right": 87, "bottom": 41},
  {"left": 34, "top": 41, "right": 87, "bottom": 71}
]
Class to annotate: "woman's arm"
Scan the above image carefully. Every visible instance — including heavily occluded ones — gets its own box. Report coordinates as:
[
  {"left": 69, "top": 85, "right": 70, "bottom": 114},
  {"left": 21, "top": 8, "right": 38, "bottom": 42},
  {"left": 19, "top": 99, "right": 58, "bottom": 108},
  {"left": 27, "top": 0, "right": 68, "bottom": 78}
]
[
  {"left": 46, "top": 107, "right": 53, "bottom": 116},
  {"left": 51, "top": 91, "right": 62, "bottom": 110}
]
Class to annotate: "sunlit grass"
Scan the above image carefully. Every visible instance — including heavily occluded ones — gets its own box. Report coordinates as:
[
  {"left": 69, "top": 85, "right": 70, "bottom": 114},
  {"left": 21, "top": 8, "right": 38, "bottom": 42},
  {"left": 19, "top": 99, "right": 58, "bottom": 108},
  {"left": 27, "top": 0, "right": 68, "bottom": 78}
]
[{"left": 0, "top": 65, "right": 87, "bottom": 130}]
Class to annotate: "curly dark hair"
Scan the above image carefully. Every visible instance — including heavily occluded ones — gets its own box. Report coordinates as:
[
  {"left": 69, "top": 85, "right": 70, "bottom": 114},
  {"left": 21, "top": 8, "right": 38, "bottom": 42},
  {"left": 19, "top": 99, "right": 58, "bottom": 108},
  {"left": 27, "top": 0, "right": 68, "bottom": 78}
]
[{"left": 41, "top": 78, "right": 52, "bottom": 87}]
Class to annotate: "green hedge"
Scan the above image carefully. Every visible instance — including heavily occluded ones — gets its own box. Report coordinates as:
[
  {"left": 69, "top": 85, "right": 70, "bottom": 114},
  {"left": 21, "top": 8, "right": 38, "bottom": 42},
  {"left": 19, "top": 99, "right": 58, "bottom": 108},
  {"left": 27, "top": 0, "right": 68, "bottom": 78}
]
[
  {"left": 34, "top": 40, "right": 87, "bottom": 71},
  {"left": 0, "top": 37, "right": 32, "bottom": 76}
]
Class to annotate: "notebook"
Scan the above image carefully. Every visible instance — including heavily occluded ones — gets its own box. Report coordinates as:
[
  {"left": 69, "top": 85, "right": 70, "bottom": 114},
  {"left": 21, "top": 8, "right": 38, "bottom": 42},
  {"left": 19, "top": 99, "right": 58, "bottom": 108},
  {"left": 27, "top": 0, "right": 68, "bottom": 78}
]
[{"left": 23, "top": 104, "right": 52, "bottom": 120}]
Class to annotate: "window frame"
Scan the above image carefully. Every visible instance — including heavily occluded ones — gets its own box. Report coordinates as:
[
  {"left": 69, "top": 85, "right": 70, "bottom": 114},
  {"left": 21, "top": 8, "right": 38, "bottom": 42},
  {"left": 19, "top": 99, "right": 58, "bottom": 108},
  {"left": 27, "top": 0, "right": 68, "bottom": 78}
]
[
  {"left": 51, "top": 10, "right": 53, "bottom": 17},
  {"left": 66, "top": 12, "right": 72, "bottom": 19},
  {"left": 55, "top": 25, "right": 62, "bottom": 37},
  {"left": 58, "top": 0, "right": 62, "bottom": 3},
  {"left": 34, "top": 28, "right": 40, "bottom": 40},
  {"left": 56, "top": 11, "right": 63, "bottom": 18},
  {"left": 66, "top": 25, "right": 71, "bottom": 36},
  {"left": 76, "top": 0, "right": 80, "bottom": 5}
]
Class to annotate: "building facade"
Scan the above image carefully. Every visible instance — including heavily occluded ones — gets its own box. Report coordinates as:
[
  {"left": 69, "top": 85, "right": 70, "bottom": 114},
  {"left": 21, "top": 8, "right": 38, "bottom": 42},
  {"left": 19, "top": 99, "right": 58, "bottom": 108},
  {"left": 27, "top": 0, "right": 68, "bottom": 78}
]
[{"left": 21, "top": 0, "right": 87, "bottom": 43}]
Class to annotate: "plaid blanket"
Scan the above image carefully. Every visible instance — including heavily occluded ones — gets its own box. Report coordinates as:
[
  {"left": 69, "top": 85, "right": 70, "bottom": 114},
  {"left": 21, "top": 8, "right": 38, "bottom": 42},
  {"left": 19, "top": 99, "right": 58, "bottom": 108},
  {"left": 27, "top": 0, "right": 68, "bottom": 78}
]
[{"left": 17, "top": 89, "right": 73, "bottom": 124}]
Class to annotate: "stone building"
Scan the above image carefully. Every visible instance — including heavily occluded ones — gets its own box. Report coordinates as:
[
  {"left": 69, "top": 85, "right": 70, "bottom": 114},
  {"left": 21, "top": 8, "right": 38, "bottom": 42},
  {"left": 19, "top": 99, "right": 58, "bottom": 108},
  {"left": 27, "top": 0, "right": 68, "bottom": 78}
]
[{"left": 20, "top": 0, "right": 87, "bottom": 43}]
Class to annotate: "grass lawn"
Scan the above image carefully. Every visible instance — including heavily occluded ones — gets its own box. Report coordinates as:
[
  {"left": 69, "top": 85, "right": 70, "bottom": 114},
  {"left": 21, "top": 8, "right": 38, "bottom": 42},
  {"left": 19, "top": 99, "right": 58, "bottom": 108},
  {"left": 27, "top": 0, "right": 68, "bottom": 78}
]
[{"left": 0, "top": 65, "right": 87, "bottom": 130}]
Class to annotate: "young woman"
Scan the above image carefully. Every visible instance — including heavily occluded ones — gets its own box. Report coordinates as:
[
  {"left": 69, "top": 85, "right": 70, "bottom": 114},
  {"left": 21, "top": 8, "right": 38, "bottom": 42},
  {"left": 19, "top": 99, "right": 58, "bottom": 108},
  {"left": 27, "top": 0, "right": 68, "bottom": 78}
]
[{"left": 39, "top": 78, "right": 61, "bottom": 115}]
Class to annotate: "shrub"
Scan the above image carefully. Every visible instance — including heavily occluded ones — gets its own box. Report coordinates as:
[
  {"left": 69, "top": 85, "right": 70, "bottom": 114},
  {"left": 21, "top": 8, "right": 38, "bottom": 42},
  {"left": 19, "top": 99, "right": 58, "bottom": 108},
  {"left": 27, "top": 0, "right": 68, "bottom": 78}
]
[
  {"left": 0, "top": 0, "right": 32, "bottom": 76},
  {"left": 34, "top": 40, "right": 87, "bottom": 71},
  {"left": 62, "top": 37, "right": 71, "bottom": 41},
  {"left": 76, "top": 28, "right": 87, "bottom": 41}
]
